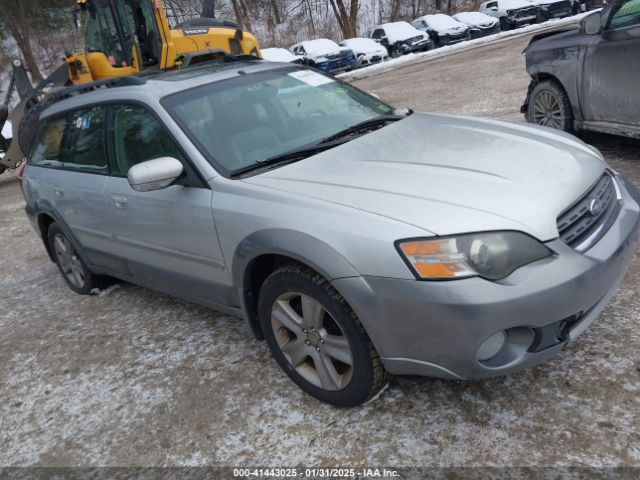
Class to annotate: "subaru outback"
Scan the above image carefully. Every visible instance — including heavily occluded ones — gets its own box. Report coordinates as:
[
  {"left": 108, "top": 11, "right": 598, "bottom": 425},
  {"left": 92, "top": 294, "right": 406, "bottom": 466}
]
[{"left": 21, "top": 60, "right": 640, "bottom": 406}]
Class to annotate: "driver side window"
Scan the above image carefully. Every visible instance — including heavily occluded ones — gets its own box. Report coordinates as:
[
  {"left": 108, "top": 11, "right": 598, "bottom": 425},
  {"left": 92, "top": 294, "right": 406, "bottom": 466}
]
[
  {"left": 607, "top": 0, "right": 640, "bottom": 29},
  {"left": 109, "top": 104, "right": 184, "bottom": 176}
]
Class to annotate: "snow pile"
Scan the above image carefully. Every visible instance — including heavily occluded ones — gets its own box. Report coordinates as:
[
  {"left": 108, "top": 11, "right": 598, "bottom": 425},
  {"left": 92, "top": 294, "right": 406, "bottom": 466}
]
[
  {"left": 340, "top": 12, "right": 592, "bottom": 81},
  {"left": 261, "top": 48, "right": 299, "bottom": 63},
  {"left": 341, "top": 38, "right": 387, "bottom": 55},
  {"left": 415, "top": 14, "right": 468, "bottom": 34},
  {"left": 378, "top": 21, "right": 427, "bottom": 43},
  {"left": 453, "top": 11, "right": 499, "bottom": 27}
]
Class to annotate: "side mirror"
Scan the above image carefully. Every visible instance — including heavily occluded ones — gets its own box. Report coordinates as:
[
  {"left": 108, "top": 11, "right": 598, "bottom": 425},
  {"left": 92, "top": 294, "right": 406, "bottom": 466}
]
[
  {"left": 127, "top": 157, "right": 184, "bottom": 192},
  {"left": 582, "top": 11, "right": 602, "bottom": 35}
]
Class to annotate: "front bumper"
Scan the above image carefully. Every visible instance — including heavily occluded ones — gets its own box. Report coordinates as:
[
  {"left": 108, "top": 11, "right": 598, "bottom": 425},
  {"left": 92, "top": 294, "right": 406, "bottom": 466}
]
[
  {"left": 470, "top": 25, "right": 500, "bottom": 38},
  {"left": 404, "top": 39, "right": 431, "bottom": 52},
  {"left": 334, "top": 175, "right": 640, "bottom": 380}
]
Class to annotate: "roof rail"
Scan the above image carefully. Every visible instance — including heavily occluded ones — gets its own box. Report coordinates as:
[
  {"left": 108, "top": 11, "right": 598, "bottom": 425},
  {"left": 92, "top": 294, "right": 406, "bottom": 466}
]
[{"left": 47, "top": 75, "right": 147, "bottom": 103}]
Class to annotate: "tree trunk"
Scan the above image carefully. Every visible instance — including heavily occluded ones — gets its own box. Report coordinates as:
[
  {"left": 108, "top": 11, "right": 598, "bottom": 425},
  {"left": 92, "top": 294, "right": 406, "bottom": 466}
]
[
  {"left": 0, "top": 1, "right": 44, "bottom": 83},
  {"left": 270, "top": 0, "right": 281, "bottom": 24}
]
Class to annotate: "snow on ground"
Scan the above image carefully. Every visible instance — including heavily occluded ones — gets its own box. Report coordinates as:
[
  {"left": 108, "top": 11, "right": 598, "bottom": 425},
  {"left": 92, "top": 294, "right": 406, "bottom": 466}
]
[{"left": 340, "top": 12, "right": 593, "bottom": 81}]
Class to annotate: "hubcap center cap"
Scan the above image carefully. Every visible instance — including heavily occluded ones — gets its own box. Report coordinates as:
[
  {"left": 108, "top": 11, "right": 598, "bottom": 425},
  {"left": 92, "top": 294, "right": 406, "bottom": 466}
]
[{"left": 306, "top": 330, "right": 322, "bottom": 348}]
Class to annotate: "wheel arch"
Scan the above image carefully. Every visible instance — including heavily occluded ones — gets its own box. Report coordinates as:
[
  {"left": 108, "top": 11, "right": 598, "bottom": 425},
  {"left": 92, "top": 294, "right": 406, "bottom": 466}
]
[
  {"left": 33, "top": 203, "right": 86, "bottom": 264},
  {"left": 528, "top": 71, "right": 582, "bottom": 123},
  {"left": 232, "top": 229, "right": 362, "bottom": 340}
]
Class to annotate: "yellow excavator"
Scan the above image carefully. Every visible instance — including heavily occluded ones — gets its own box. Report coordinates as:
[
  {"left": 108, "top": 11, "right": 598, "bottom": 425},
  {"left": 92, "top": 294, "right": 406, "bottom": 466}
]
[{"left": 0, "top": 0, "right": 261, "bottom": 174}]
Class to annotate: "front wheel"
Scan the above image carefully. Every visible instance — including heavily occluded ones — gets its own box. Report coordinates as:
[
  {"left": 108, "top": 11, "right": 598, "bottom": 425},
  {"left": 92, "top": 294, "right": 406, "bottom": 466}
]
[
  {"left": 526, "top": 80, "right": 574, "bottom": 132},
  {"left": 258, "top": 265, "right": 390, "bottom": 406},
  {"left": 499, "top": 17, "right": 510, "bottom": 31}
]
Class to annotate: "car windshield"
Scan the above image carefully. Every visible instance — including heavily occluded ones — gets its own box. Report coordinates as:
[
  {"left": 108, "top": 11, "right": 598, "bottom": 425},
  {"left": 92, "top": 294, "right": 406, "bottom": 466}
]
[{"left": 162, "top": 67, "right": 395, "bottom": 176}]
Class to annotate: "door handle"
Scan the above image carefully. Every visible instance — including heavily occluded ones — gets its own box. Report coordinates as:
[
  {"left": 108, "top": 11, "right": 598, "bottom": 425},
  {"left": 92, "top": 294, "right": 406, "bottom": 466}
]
[
  {"left": 54, "top": 189, "right": 64, "bottom": 199},
  {"left": 111, "top": 195, "right": 128, "bottom": 209}
]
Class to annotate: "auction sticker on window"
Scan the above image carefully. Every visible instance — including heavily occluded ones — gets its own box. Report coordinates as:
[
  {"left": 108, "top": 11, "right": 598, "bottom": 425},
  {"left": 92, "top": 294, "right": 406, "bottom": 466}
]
[{"left": 288, "top": 70, "right": 334, "bottom": 87}]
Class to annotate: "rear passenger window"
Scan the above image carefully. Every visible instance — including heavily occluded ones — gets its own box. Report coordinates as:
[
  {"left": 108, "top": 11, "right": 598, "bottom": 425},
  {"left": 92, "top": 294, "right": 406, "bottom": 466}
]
[
  {"left": 64, "top": 107, "right": 108, "bottom": 171},
  {"left": 29, "top": 117, "right": 67, "bottom": 167},
  {"left": 110, "top": 104, "right": 184, "bottom": 176}
]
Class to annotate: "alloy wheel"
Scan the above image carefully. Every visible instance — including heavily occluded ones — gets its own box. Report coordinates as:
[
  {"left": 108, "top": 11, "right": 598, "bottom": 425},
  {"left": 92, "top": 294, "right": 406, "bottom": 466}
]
[
  {"left": 532, "top": 89, "right": 564, "bottom": 129},
  {"left": 270, "top": 292, "right": 353, "bottom": 391},
  {"left": 53, "top": 234, "right": 86, "bottom": 289}
]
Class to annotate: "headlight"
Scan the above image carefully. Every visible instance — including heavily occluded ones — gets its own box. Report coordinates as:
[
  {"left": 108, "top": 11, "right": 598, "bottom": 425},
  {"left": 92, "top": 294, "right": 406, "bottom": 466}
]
[{"left": 396, "top": 231, "right": 552, "bottom": 281}]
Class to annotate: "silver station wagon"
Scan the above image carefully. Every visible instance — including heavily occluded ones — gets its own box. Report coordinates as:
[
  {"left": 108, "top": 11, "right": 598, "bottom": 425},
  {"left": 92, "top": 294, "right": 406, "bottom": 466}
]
[{"left": 21, "top": 60, "right": 640, "bottom": 406}]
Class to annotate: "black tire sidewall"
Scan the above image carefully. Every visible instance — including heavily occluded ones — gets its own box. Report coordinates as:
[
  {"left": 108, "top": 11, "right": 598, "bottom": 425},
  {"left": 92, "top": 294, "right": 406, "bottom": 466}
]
[
  {"left": 47, "top": 223, "right": 95, "bottom": 295},
  {"left": 527, "top": 80, "right": 574, "bottom": 132},
  {"left": 258, "top": 269, "right": 377, "bottom": 406}
]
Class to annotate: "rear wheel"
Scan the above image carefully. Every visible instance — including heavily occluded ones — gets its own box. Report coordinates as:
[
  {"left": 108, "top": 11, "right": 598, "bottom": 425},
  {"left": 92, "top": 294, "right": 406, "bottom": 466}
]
[
  {"left": 258, "top": 265, "right": 390, "bottom": 406},
  {"left": 527, "top": 80, "right": 574, "bottom": 132},
  {"left": 47, "top": 223, "right": 104, "bottom": 295}
]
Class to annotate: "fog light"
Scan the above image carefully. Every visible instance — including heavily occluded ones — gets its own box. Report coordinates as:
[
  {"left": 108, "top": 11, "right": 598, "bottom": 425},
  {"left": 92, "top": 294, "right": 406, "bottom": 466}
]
[{"left": 477, "top": 331, "right": 507, "bottom": 362}]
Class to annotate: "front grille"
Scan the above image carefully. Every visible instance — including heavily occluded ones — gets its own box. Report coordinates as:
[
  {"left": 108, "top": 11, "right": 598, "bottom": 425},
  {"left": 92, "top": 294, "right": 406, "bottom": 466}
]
[
  {"left": 407, "top": 35, "right": 424, "bottom": 45},
  {"left": 516, "top": 7, "right": 538, "bottom": 18},
  {"left": 557, "top": 173, "right": 621, "bottom": 251},
  {"left": 548, "top": 0, "right": 571, "bottom": 12}
]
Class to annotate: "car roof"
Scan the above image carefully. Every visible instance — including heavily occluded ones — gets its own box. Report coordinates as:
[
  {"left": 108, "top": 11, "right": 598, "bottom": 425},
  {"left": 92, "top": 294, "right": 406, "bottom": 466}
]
[{"left": 41, "top": 60, "right": 293, "bottom": 120}]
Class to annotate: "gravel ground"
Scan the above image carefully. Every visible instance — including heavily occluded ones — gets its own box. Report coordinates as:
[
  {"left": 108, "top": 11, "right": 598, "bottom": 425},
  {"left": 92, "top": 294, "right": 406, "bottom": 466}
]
[{"left": 1, "top": 28, "right": 640, "bottom": 470}]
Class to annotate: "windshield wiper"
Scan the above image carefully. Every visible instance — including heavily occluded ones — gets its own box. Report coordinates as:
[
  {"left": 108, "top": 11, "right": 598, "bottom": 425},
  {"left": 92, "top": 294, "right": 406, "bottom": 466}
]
[
  {"left": 319, "top": 114, "right": 405, "bottom": 144},
  {"left": 231, "top": 138, "right": 349, "bottom": 178}
]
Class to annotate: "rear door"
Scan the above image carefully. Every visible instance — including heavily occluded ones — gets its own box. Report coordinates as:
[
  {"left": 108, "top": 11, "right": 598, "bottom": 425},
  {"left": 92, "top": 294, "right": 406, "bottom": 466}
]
[
  {"left": 582, "top": 0, "right": 640, "bottom": 126},
  {"left": 101, "top": 103, "right": 231, "bottom": 305},
  {"left": 52, "top": 106, "right": 110, "bottom": 266}
]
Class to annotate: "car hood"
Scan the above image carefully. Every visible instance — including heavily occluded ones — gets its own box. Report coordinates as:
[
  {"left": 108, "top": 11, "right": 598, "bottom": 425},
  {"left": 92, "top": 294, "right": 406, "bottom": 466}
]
[{"left": 244, "top": 113, "right": 606, "bottom": 241}]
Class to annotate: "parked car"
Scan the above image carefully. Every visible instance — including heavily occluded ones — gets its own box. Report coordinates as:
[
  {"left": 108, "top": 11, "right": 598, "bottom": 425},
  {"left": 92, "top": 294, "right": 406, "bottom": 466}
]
[
  {"left": 261, "top": 47, "right": 303, "bottom": 64},
  {"left": 527, "top": 0, "right": 574, "bottom": 21},
  {"left": 412, "top": 13, "right": 472, "bottom": 47},
  {"left": 370, "top": 21, "right": 432, "bottom": 57},
  {"left": 21, "top": 61, "right": 640, "bottom": 407},
  {"left": 522, "top": 0, "right": 640, "bottom": 138},
  {"left": 339, "top": 38, "right": 389, "bottom": 67},
  {"left": 453, "top": 11, "right": 502, "bottom": 38},
  {"left": 289, "top": 39, "right": 357, "bottom": 74},
  {"left": 480, "top": 0, "right": 540, "bottom": 30}
]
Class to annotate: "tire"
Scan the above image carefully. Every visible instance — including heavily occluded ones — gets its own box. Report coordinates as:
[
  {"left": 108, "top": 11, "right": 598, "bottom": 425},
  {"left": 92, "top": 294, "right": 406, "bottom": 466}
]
[
  {"left": 258, "top": 264, "right": 390, "bottom": 406},
  {"left": 499, "top": 17, "right": 510, "bottom": 31},
  {"left": 526, "top": 80, "right": 574, "bottom": 132},
  {"left": 389, "top": 45, "right": 402, "bottom": 58},
  {"left": 18, "top": 98, "right": 53, "bottom": 156},
  {"left": 47, "top": 223, "right": 106, "bottom": 295}
]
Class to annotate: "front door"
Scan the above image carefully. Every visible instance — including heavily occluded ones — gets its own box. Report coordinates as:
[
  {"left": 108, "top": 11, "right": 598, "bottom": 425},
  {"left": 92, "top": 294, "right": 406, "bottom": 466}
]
[
  {"left": 101, "top": 103, "right": 232, "bottom": 306},
  {"left": 582, "top": 0, "right": 640, "bottom": 126}
]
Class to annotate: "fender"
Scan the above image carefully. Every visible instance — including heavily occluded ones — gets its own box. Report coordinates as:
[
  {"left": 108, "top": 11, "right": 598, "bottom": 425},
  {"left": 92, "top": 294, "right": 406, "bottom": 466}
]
[
  {"left": 32, "top": 200, "right": 87, "bottom": 265},
  {"left": 231, "top": 229, "right": 362, "bottom": 339}
]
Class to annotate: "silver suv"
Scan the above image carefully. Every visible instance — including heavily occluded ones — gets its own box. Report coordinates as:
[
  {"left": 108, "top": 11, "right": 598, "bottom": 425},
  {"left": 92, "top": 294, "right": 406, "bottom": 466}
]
[{"left": 21, "top": 60, "right": 640, "bottom": 406}]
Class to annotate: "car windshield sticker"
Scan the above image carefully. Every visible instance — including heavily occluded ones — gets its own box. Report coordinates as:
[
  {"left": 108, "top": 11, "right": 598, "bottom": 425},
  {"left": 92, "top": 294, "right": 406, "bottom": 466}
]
[{"left": 288, "top": 70, "right": 335, "bottom": 87}]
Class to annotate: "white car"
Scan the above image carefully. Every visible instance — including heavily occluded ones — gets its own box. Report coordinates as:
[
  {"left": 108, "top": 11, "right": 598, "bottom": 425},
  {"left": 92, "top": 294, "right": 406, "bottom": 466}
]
[
  {"left": 289, "top": 39, "right": 357, "bottom": 74},
  {"left": 339, "top": 38, "right": 389, "bottom": 67},
  {"left": 370, "top": 21, "right": 433, "bottom": 57},
  {"left": 452, "top": 11, "right": 501, "bottom": 38},
  {"left": 412, "top": 14, "right": 471, "bottom": 47},
  {"left": 479, "top": 0, "right": 540, "bottom": 29},
  {"left": 261, "top": 48, "right": 302, "bottom": 63}
]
